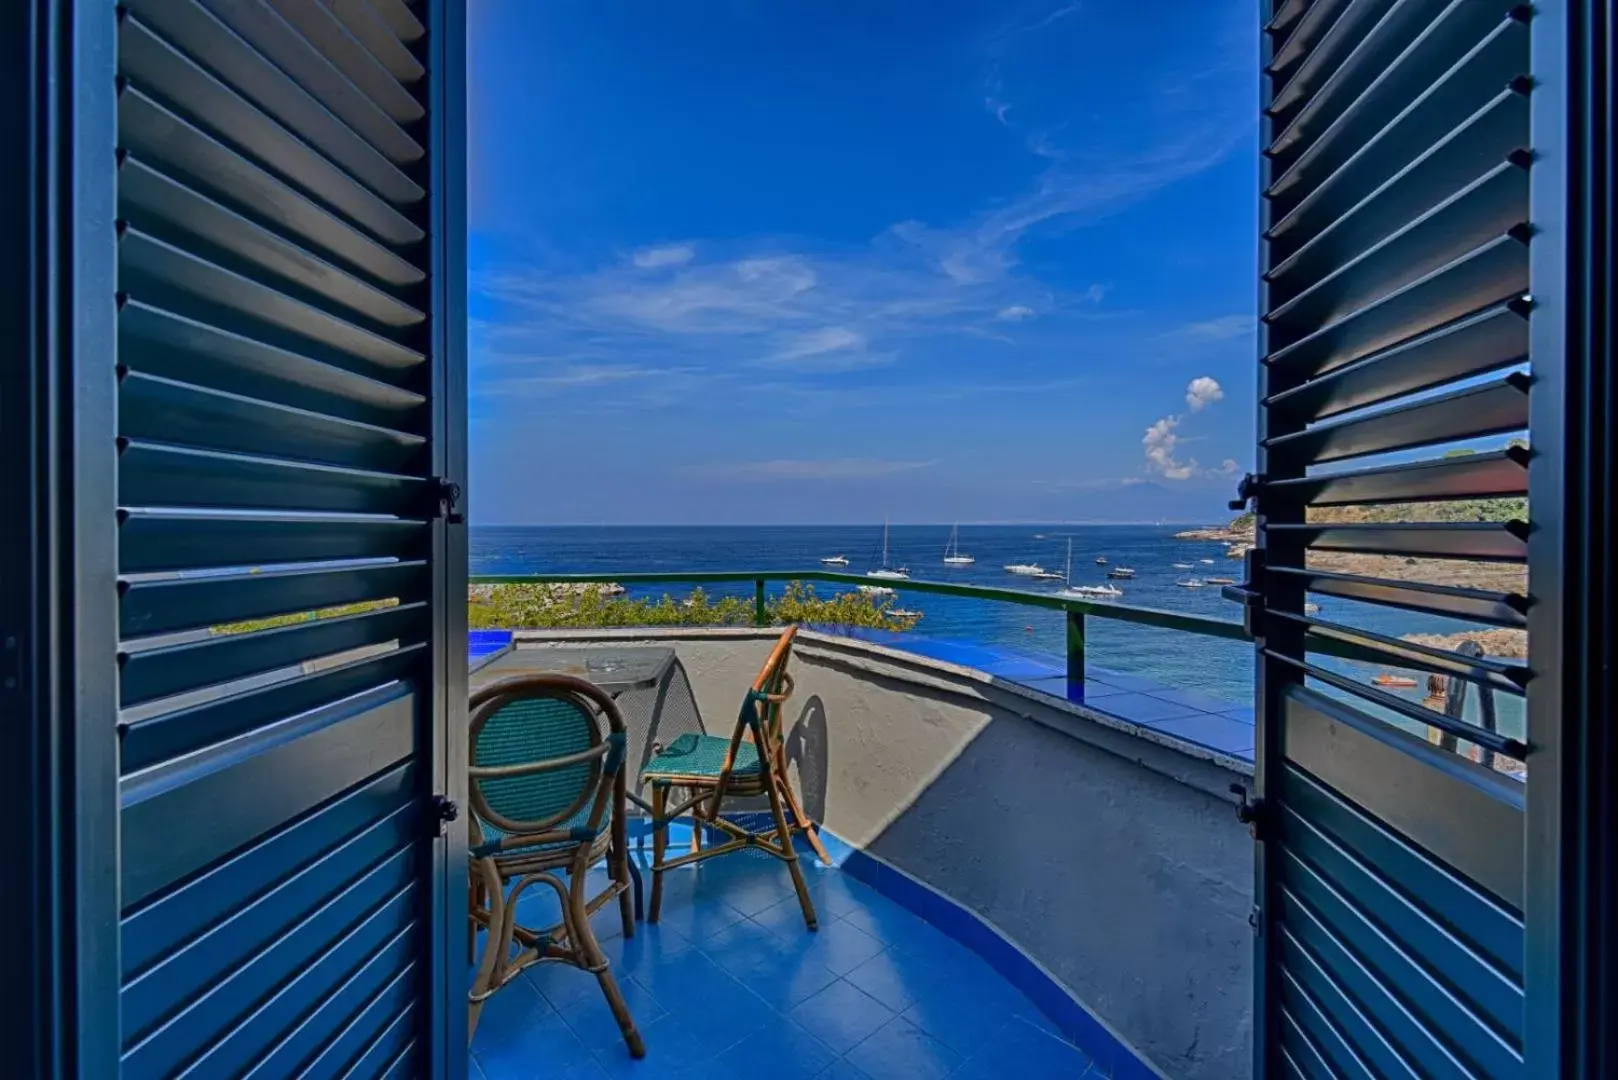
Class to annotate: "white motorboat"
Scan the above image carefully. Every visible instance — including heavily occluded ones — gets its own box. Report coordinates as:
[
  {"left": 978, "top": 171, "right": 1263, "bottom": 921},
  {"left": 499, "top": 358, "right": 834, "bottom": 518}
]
[
  {"left": 1172, "top": 562, "right": 1194, "bottom": 570},
  {"left": 943, "top": 524, "right": 975, "bottom": 565},
  {"left": 1176, "top": 578, "right": 1207, "bottom": 588},
  {"left": 1107, "top": 567, "right": 1136, "bottom": 579},
  {"left": 1200, "top": 558, "right": 1216, "bottom": 565},
  {"left": 820, "top": 554, "right": 850, "bottom": 566},
  {"left": 1004, "top": 563, "right": 1045, "bottom": 576},
  {"left": 1063, "top": 583, "right": 1123, "bottom": 599}
]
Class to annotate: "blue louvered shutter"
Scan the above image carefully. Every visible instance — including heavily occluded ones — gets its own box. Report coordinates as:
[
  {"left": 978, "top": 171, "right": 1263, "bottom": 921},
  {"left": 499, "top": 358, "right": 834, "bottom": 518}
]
[
  {"left": 1244, "top": 2, "right": 1534, "bottom": 1077},
  {"left": 113, "top": 1, "right": 465, "bottom": 1077}
]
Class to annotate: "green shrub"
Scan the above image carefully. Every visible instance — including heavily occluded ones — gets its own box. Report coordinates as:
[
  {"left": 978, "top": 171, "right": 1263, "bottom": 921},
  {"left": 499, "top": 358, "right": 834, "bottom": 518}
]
[{"left": 467, "top": 580, "right": 919, "bottom": 631}]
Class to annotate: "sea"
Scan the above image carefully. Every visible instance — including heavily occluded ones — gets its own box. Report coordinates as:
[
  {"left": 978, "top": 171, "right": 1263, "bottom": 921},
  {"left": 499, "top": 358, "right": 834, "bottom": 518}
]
[{"left": 472, "top": 523, "right": 1523, "bottom": 738}]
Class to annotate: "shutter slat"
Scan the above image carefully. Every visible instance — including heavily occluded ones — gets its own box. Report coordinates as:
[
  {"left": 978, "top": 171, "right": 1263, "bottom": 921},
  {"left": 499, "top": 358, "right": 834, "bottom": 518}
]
[
  {"left": 1270, "top": 653, "right": 1526, "bottom": 757},
  {"left": 268, "top": 0, "right": 425, "bottom": 124},
  {"left": 119, "top": 371, "right": 425, "bottom": 474},
  {"left": 1293, "top": 612, "right": 1527, "bottom": 693},
  {"left": 118, "top": 229, "right": 425, "bottom": 373},
  {"left": 119, "top": 510, "right": 427, "bottom": 574},
  {"left": 1269, "top": 90, "right": 1527, "bottom": 289},
  {"left": 1267, "top": 165, "right": 1527, "bottom": 342},
  {"left": 1268, "top": 0, "right": 1311, "bottom": 38},
  {"left": 1269, "top": 14, "right": 1527, "bottom": 228},
  {"left": 368, "top": 0, "right": 426, "bottom": 44},
  {"left": 1269, "top": 0, "right": 1404, "bottom": 127},
  {"left": 118, "top": 14, "right": 423, "bottom": 245},
  {"left": 121, "top": 0, "right": 423, "bottom": 206},
  {"left": 120, "top": 644, "right": 425, "bottom": 775},
  {"left": 1270, "top": 0, "right": 1357, "bottom": 81},
  {"left": 1269, "top": 2, "right": 1522, "bottom": 201},
  {"left": 1265, "top": 373, "right": 1529, "bottom": 463},
  {"left": 118, "top": 158, "right": 425, "bottom": 330},
  {"left": 1267, "top": 448, "right": 1528, "bottom": 507},
  {"left": 194, "top": 0, "right": 424, "bottom": 164},
  {"left": 1271, "top": 521, "right": 1528, "bottom": 561},
  {"left": 118, "top": 439, "right": 423, "bottom": 515},
  {"left": 121, "top": 602, "right": 430, "bottom": 706},
  {"left": 1271, "top": 566, "right": 1527, "bottom": 627},
  {"left": 1264, "top": 301, "right": 1526, "bottom": 424},
  {"left": 1265, "top": 234, "right": 1526, "bottom": 380},
  {"left": 120, "top": 561, "right": 430, "bottom": 639},
  {"left": 120, "top": 301, "right": 426, "bottom": 427},
  {"left": 328, "top": 0, "right": 426, "bottom": 83},
  {"left": 118, "top": 90, "right": 424, "bottom": 289}
]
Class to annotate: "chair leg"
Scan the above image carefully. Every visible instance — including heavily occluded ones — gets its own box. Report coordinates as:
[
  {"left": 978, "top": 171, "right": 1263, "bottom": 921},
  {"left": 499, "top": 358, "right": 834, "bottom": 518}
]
[
  {"left": 649, "top": 783, "right": 667, "bottom": 924},
  {"left": 614, "top": 839, "right": 636, "bottom": 939},
  {"left": 467, "top": 864, "right": 509, "bottom": 1040},
  {"left": 774, "top": 745, "right": 835, "bottom": 866},
  {"left": 569, "top": 869, "right": 645, "bottom": 1059},
  {"left": 689, "top": 785, "right": 703, "bottom": 855},
  {"left": 764, "top": 767, "right": 818, "bottom": 931}
]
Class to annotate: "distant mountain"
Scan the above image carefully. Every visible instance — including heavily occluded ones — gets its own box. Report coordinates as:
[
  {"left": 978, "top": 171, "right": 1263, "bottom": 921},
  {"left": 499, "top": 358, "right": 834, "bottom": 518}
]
[{"left": 1056, "top": 480, "right": 1237, "bottom": 525}]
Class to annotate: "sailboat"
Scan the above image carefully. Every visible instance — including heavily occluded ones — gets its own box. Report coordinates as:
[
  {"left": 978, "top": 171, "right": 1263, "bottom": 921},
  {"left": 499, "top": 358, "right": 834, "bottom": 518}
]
[
  {"left": 867, "top": 521, "right": 909, "bottom": 580},
  {"left": 943, "top": 524, "right": 975, "bottom": 566},
  {"left": 1060, "top": 541, "right": 1122, "bottom": 598}
]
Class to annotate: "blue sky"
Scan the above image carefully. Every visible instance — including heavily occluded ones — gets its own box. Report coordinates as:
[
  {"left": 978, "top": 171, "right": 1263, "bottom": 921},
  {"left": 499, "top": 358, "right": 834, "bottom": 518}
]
[{"left": 468, "top": 1, "right": 1260, "bottom": 525}]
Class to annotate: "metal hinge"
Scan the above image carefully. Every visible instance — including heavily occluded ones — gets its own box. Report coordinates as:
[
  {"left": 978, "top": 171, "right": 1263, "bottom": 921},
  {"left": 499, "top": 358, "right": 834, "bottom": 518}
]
[
  {"left": 1230, "top": 783, "right": 1268, "bottom": 841},
  {"left": 429, "top": 477, "right": 464, "bottom": 525},
  {"left": 429, "top": 795, "right": 460, "bottom": 836},
  {"left": 1228, "top": 471, "right": 1262, "bottom": 511}
]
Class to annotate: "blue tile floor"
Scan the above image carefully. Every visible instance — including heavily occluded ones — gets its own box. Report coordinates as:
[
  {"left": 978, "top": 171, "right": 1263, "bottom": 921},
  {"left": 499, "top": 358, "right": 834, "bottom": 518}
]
[{"left": 470, "top": 847, "right": 1100, "bottom": 1079}]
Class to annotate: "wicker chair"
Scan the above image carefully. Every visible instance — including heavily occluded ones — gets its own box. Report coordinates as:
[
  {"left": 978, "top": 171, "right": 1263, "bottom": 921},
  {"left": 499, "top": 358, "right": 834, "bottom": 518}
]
[
  {"left": 642, "top": 625, "right": 824, "bottom": 931},
  {"left": 466, "top": 674, "right": 644, "bottom": 1058}
]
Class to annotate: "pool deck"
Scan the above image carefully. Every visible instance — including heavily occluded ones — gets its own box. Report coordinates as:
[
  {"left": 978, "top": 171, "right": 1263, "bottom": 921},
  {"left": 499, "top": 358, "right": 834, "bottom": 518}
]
[
  {"left": 815, "top": 627, "right": 1256, "bottom": 761},
  {"left": 470, "top": 847, "right": 1102, "bottom": 1079}
]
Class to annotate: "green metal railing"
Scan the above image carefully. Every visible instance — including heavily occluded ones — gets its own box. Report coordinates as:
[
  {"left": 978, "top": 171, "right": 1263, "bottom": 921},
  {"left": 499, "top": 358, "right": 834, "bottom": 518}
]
[{"left": 470, "top": 569, "right": 1251, "bottom": 687}]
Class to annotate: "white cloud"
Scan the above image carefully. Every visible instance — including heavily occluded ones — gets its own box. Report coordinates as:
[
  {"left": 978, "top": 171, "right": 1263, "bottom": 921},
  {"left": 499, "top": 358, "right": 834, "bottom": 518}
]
[
  {"left": 997, "top": 305, "right": 1036, "bottom": 321},
  {"left": 985, "top": 97, "right": 1012, "bottom": 126},
  {"left": 1143, "top": 416, "right": 1197, "bottom": 481},
  {"left": 632, "top": 244, "right": 695, "bottom": 269},
  {"left": 1142, "top": 378, "right": 1233, "bottom": 479},
  {"left": 1185, "top": 376, "right": 1224, "bottom": 412},
  {"left": 1082, "top": 284, "right": 1110, "bottom": 304},
  {"left": 682, "top": 458, "right": 939, "bottom": 482}
]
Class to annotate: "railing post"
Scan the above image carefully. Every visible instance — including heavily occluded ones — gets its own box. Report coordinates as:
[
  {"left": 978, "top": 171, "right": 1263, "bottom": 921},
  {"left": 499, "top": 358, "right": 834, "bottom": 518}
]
[
  {"left": 1066, "top": 608, "right": 1085, "bottom": 688},
  {"left": 754, "top": 579, "right": 767, "bottom": 626}
]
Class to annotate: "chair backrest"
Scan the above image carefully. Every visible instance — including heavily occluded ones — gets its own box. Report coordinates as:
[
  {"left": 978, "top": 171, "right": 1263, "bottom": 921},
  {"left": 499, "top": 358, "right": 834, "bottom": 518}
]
[
  {"left": 467, "top": 674, "right": 627, "bottom": 838},
  {"left": 740, "top": 625, "right": 798, "bottom": 758}
]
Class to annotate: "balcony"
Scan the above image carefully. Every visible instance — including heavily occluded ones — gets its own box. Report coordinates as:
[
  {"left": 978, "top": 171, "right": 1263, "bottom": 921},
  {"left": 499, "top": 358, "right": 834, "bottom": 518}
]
[{"left": 464, "top": 573, "right": 1266, "bottom": 1080}]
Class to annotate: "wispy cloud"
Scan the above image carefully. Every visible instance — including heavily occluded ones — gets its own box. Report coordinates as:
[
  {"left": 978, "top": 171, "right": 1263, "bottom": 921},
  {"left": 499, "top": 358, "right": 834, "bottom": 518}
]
[
  {"left": 632, "top": 244, "right": 696, "bottom": 269},
  {"left": 1166, "top": 314, "right": 1254, "bottom": 343},
  {"left": 997, "top": 304, "right": 1036, "bottom": 321},
  {"left": 680, "top": 458, "right": 940, "bottom": 481}
]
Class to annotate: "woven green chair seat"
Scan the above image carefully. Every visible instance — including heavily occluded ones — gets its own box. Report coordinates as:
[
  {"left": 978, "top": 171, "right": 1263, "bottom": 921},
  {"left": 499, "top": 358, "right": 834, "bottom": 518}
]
[
  {"left": 643, "top": 732, "right": 761, "bottom": 782},
  {"left": 478, "top": 800, "right": 612, "bottom": 861}
]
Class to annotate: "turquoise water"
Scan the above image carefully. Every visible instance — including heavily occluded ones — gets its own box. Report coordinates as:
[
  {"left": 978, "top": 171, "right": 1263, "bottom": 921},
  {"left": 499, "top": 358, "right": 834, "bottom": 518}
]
[{"left": 471, "top": 524, "right": 1524, "bottom": 739}]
